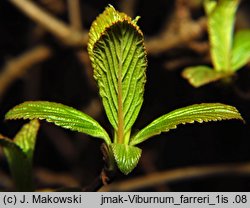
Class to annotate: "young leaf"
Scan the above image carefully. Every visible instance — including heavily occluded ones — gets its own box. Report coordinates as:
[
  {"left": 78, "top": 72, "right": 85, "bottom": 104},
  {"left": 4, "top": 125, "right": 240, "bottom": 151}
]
[
  {"left": 207, "top": 0, "right": 239, "bottom": 72},
  {"left": 14, "top": 119, "right": 39, "bottom": 160},
  {"left": 0, "top": 136, "right": 33, "bottom": 191},
  {"left": 111, "top": 143, "right": 142, "bottom": 175},
  {"left": 88, "top": 5, "right": 147, "bottom": 143},
  {"left": 130, "top": 103, "right": 243, "bottom": 146},
  {"left": 5, "top": 101, "right": 111, "bottom": 145},
  {"left": 182, "top": 65, "right": 230, "bottom": 88},
  {"left": 232, "top": 30, "right": 250, "bottom": 71},
  {"left": 88, "top": 5, "right": 128, "bottom": 60}
]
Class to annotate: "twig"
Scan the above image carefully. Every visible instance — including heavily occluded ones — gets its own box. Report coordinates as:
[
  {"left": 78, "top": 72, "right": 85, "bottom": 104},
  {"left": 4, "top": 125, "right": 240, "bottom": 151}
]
[
  {"left": 10, "top": 0, "right": 206, "bottom": 55},
  {"left": 99, "top": 163, "right": 250, "bottom": 191},
  {"left": 187, "top": 41, "right": 209, "bottom": 54},
  {"left": 145, "top": 0, "right": 207, "bottom": 55},
  {"left": 67, "top": 0, "right": 82, "bottom": 30},
  {"left": 9, "top": 0, "right": 88, "bottom": 47},
  {"left": 39, "top": 0, "right": 66, "bottom": 14},
  {"left": 0, "top": 45, "right": 52, "bottom": 98}
]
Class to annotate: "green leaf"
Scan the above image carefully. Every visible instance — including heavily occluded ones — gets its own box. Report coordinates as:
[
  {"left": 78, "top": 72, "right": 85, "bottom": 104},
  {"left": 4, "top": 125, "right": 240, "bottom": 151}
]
[
  {"left": 182, "top": 65, "right": 230, "bottom": 87},
  {"left": 0, "top": 135, "right": 34, "bottom": 191},
  {"left": 207, "top": 0, "right": 239, "bottom": 72},
  {"left": 232, "top": 29, "right": 250, "bottom": 71},
  {"left": 88, "top": 5, "right": 129, "bottom": 60},
  {"left": 0, "top": 120, "right": 39, "bottom": 191},
  {"left": 111, "top": 143, "right": 141, "bottom": 175},
  {"left": 88, "top": 5, "right": 147, "bottom": 144},
  {"left": 5, "top": 101, "right": 111, "bottom": 145},
  {"left": 130, "top": 103, "right": 243, "bottom": 146},
  {"left": 14, "top": 119, "right": 39, "bottom": 161}
]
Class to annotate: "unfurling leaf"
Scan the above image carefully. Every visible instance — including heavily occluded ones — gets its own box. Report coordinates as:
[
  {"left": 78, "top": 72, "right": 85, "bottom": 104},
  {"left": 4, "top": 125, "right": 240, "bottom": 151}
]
[
  {"left": 88, "top": 5, "right": 147, "bottom": 144},
  {"left": 5, "top": 101, "right": 111, "bottom": 145},
  {"left": 130, "top": 103, "right": 243, "bottom": 146},
  {"left": 14, "top": 119, "right": 39, "bottom": 160},
  {"left": 111, "top": 143, "right": 142, "bottom": 174},
  {"left": 182, "top": 65, "right": 230, "bottom": 88},
  {"left": 207, "top": 0, "right": 239, "bottom": 72},
  {"left": 232, "top": 30, "right": 250, "bottom": 71},
  {"left": 0, "top": 136, "right": 31, "bottom": 191},
  {"left": 0, "top": 120, "right": 40, "bottom": 191}
]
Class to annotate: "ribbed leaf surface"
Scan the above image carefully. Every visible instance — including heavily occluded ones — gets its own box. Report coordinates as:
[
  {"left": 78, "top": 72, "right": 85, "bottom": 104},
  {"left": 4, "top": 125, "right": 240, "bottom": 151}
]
[
  {"left": 130, "top": 103, "right": 243, "bottom": 146},
  {"left": 88, "top": 5, "right": 128, "bottom": 62},
  {"left": 232, "top": 30, "right": 250, "bottom": 71},
  {"left": 88, "top": 6, "right": 147, "bottom": 143},
  {"left": 111, "top": 143, "right": 142, "bottom": 175},
  {"left": 206, "top": 0, "right": 239, "bottom": 72},
  {"left": 5, "top": 101, "right": 111, "bottom": 144},
  {"left": 14, "top": 119, "right": 39, "bottom": 160}
]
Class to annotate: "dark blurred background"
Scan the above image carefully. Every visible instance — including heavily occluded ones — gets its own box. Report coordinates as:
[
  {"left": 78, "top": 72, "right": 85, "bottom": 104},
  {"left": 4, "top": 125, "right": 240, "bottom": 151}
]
[{"left": 0, "top": 0, "right": 250, "bottom": 191}]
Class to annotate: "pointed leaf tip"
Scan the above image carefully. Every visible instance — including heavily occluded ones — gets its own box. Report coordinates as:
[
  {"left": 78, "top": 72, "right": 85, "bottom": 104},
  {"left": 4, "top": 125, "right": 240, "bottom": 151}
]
[
  {"left": 14, "top": 119, "right": 39, "bottom": 160},
  {"left": 182, "top": 66, "right": 231, "bottom": 87},
  {"left": 130, "top": 103, "right": 243, "bottom": 146},
  {"left": 5, "top": 101, "right": 111, "bottom": 144},
  {"left": 111, "top": 143, "right": 142, "bottom": 175}
]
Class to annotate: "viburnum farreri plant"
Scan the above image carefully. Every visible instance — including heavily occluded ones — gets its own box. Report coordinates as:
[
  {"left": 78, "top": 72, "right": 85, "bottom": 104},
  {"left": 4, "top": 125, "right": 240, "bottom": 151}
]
[{"left": 5, "top": 5, "right": 243, "bottom": 175}]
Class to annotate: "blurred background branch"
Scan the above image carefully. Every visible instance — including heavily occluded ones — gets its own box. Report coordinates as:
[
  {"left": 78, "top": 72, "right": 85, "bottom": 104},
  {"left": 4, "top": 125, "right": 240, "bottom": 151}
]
[
  {"left": 67, "top": 0, "right": 83, "bottom": 31},
  {"left": 145, "top": 0, "right": 207, "bottom": 55},
  {"left": 0, "top": 45, "right": 52, "bottom": 99},
  {"left": 9, "top": 0, "right": 87, "bottom": 46},
  {"left": 100, "top": 163, "right": 250, "bottom": 191}
]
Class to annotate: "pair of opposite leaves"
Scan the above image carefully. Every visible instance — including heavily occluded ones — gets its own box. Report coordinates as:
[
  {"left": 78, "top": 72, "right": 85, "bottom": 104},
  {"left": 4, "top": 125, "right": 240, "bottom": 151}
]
[{"left": 5, "top": 5, "right": 243, "bottom": 175}]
